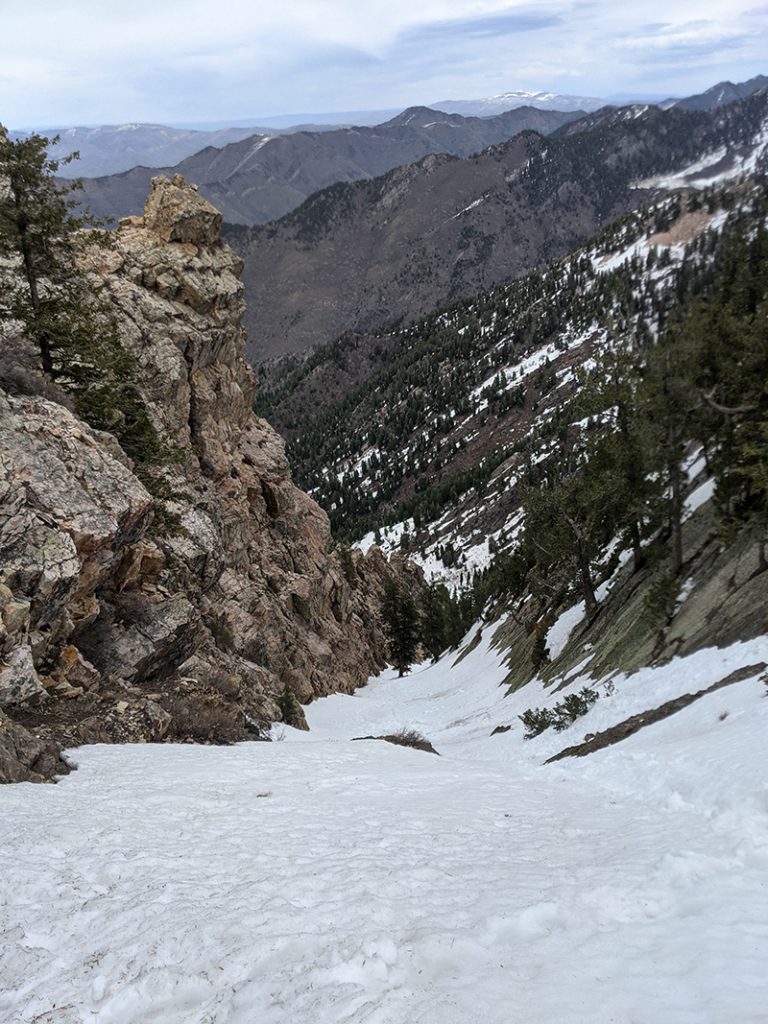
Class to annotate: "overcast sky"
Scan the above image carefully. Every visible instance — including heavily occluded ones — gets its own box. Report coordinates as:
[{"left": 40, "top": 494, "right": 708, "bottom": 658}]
[{"left": 2, "top": 1, "right": 766, "bottom": 128}]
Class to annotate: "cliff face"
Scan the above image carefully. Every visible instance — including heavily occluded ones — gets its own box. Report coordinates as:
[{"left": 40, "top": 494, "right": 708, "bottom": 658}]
[{"left": 0, "top": 174, "right": 417, "bottom": 782}]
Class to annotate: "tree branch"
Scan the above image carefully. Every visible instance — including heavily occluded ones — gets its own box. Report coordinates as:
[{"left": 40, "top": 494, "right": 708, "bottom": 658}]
[{"left": 700, "top": 386, "right": 757, "bottom": 417}]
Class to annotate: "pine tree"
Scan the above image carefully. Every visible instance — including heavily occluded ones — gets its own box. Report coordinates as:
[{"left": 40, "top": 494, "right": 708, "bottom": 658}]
[
  {"left": 576, "top": 341, "right": 664, "bottom": 572},
  {"left": 522, "top": 443, "right": 619, "bottom": 619},
  {"left": 337, "top": 543, "right": 358, "bottom": 587},
  {"left": 381, "top": 580, "right": 420, "bottom": 676},
  {"left": 0, "top": 126, "right": 89, "bottom": 376},
  {"left": 419, "top": 583, "right": 450, "bottom": 661},
  {"left": 676, "top": 218, "right": 768, "bottom": 564},
  {"left": 278, "top": 685, "right": 301, "bottom": 728},
  {"left": 0, "top": 125, "right": 170, "bottom": 478},
  {"left": 640, "top": 332, "right": 698, "bottom": 577}
]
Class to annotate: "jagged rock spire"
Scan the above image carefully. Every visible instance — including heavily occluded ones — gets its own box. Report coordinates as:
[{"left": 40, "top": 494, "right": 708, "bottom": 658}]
[{"left": 141, "top": 174, "right": 222, "bottom": 247}]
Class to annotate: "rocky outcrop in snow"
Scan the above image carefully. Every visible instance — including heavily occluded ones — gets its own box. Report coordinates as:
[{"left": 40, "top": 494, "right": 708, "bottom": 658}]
[{"left": 0, "top": 174, "right": 418, "bottom": 782}]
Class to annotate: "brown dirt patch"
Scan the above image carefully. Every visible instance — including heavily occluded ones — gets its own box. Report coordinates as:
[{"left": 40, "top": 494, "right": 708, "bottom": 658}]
[{"left": 648, "top": 210, "right": 713, "bottom": 248}]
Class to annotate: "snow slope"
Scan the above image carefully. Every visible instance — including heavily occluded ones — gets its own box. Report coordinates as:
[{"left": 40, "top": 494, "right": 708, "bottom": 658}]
[
  {"left": 634, "top": 118, "right": 768, "bottom": 190},
  {"left": 2, "top": 629, "right": 767, "bottom": 1024}
]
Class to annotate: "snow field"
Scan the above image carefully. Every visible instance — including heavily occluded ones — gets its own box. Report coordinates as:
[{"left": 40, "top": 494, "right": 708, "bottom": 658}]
[{"left": 2, "top": 628, "right": 768, "bottom": 1023}]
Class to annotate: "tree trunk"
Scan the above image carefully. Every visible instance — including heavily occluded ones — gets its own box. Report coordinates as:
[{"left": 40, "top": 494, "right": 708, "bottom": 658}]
[
  {"left": 630, "top": 519, "right": 645, "bottom": 573},
  {"left": 576, "top": 538, "right": 598, "bottom": 619},
  {"left": 669, "top": 430, "right": 684, "bottom": 577},
  {"left": 614, "top": 384, "right": 646, "bottom": 575},
  {"left": 12, "top": 185, "right": 54, "bottom": 376}
]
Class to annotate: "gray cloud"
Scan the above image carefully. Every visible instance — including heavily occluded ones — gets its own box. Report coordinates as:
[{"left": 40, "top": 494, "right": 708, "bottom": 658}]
[
  {"left": 404, "top": 7, "right": 564, "bottom": 41},
  {"left": 0, "top": 1, "right": 765, "bottom": 127}
]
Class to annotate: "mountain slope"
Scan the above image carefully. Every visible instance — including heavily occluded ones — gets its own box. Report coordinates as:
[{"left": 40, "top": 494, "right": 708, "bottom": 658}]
[
  {"left": 232, "top": 90, "right": 768, "bottom": 361},
  {"left": 9, "top": 123, "right": 269, "bottom": 178},
  {"left": 666, "top": 74, "right": 768, "bottom": 111},
  {"left": 254, "top": 174, "right": 768, "bottom": 709},
  {"left": 257, "top": 179, "right": 765, "bottom": 564},
  {"left": 78, "top": 106, "right": 582, "bottom": 227}
]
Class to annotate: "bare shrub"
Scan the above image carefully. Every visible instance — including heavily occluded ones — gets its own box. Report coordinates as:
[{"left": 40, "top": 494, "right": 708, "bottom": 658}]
[
  {"left": 161, "top": 694, "right": 246, "bottom": 744},
  {"left": 353, "top": 727, "right": 440, "bottom": 755}
]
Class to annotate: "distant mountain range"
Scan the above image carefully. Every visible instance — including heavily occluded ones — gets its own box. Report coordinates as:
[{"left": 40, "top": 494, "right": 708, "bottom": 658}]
[
  {"left": 192, "top": 110, "right": 403, "bottom": 130},
  {"left": 8, "top": 123, "right": 270, "bottom": 179},
  {"left": 431, "top": 90, "right": 607, "bottom": 116},
  {"left": 18, "top": 73, "right": 768, "bottom": 369},
  {"left": 15, "top": 75, "right": 766, "bottom": 182},
  {"left": 433, "top": 75, "right": 768, "bottom": 118},
  {"left": 225, "top": 89, "right": 768, "bottom": 363},
  {"left": 77, "top": 106, "right": 583, "bottom": 226}
]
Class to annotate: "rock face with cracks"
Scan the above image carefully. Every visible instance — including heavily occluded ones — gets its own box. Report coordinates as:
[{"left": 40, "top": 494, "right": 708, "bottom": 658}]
[{"left": 0, "top": 174, "right": 418, "bottom": 782}]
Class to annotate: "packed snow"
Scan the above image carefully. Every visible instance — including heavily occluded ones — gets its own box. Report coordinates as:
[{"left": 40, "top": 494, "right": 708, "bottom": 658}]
[
  {"left": 685, "top": 477, "right": 717, "bottom": 516},
  {"left": 545, "top": 600, "right": 586, "bottom": 659},
  {"left": 2, "top": 627, "right": 768, "bottom": 1024}
]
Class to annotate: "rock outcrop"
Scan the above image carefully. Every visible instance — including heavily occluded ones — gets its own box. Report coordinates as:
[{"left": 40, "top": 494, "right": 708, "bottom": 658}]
[{"left": 0, "top": 174, "right": 419, "bottom": 782}]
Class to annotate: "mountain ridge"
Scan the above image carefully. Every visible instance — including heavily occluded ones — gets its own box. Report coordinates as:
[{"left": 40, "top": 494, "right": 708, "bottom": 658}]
[
  {"left": 432, "top": 88, "right": 607, "bottom": 116},
  {"left": 77, "top": 105, "right": 583, "bottom": 227},
  {"left": 230, "top": 89, "right": 768, "bottom": 362},
  {"left": 8, "top": 123, "right": 271, "bottom": 178},
  {"left": 664, "top": 74, "right": 768, "bottom": 111}
]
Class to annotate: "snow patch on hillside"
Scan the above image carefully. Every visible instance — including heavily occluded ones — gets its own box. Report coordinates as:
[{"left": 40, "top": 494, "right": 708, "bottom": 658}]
[
  {"left": 546, "top": 600, "right": 586, "bottom": 659},
  {"left": 634, "top": 120, "right": 768, "bottom": 189},
  {"left": 451, "top": 193, "right": 488, "bottom": 219},
  {"left": 685, "top": 476, "right": 717, "bottom": 515}
]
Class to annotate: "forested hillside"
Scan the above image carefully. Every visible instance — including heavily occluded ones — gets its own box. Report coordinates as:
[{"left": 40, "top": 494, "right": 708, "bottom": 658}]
[
  {"left": 257, "top": 177, "right": 768, "bottom": 662},
  {"left": 234, "top": 89, "right": 768, "bottom": 359}
]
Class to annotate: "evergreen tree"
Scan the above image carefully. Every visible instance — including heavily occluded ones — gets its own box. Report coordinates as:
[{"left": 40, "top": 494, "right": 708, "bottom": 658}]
[
  {"left": 278, "top": 685, "right": 301, "bottom": 728},
  {"left": 522, "top": 441, "right": 620, "bottom": 619},
  {"left": 576, "top": 341, "right": 664, "bottom": 572},
  {"left": 0, "top": 125, "right": 170, "bottom": 478},
  {"left": 381, "top": 580, "right": 419, "bottom": 676},
  {"left": 676, "top": 218, "right": 768, "bottom": 564},
  {"left": 337, "top": 543, "right": 357, "bottom": 587},
  {"left": 419, "top": 583, "right": 450, "bottom": 661},
  {"left": 0, "top": 126, "right": 89, "bottom": 376},
  {"left": 640, "top": 331, "right": 698, "bottom": 577}
]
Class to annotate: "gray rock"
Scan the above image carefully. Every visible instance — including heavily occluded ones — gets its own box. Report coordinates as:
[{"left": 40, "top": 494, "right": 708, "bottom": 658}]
[
  {"left": 0, "top": 709, "right": 65, "bottom": 783},
  {"left": 0, "top": 175, "right": 420, "bottom": 781},
  {"left": 143, "top": 700, "right": 172, "bottom": 740},
  {"left": 0, "top": 646, "right": 45, "bottom": 707}
]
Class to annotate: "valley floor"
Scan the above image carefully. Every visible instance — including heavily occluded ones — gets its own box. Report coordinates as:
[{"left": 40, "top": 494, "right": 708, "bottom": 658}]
[{"left": 2, "top": 630, "right": 767, "bottom": 1024}]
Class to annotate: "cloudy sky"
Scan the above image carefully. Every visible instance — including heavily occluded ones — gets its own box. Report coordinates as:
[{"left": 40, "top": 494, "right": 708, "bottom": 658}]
[{"left": 2, "top": 0, "right": 766, "bottom": 127}]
